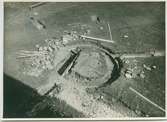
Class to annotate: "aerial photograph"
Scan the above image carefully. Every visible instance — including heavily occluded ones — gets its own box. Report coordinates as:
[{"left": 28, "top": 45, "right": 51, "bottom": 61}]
[{"left": 4, "top": 2, "right": 165, "bottom": 118}]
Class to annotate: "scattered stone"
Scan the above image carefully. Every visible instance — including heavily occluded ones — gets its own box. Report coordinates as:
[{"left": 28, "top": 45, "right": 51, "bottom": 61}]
[
  {"left": 33, "top": 12, "right": 39, "bottom": 16},
  {"left": 38, "top": 47, "right": 43, "bottom": 51},
  {"left": 124, "top": 60, "right": 129, "bottom": 64},
  {"left": 124, "top": 70, "right": 133, "bottom": 79},
  {"left": 62, "top": 34, "right": 73, "bottom": 44},
  {"left": 71, "top": 33, "right": 79, "bottom": 39},
  {"left": 99, "top": 26, "right": 104, "bottom": 30},
  {"left": 139, "top": 71, "right": 145, "bottom": 79},
  {"left": 83, "top": 32, "right": 87, "bottom": 35},
  {"left": 48, "top": 46, "right": 53, "bottom": 52},
  {"left": 86, "top": 29, "right": 91, "bottom": 34},
  {"left": 99, "top": 95, "right": 104, "bottom": 100},
  {"left": 43, "top": 46, "right": 48, "bottom": 51},
  {"left": 143, "top": 64, "right": 152, "bottom": 71},
  {"left": 126, "top": 68, "right": 133, "bottom": 72},
  {"left": 45, "top": 39, "right": 49, "bottom": 42},
  {"left": 82, "top": 102, "right": 89, "bottom": 107},
  {"left": 135, "top": 109, "right": 142, "bottom": 115},
  {"left": 42, "top": 65, "right": 45, "bottom": 69},
  {"left": 49, "top": 92, "right": 54, "bottom": 97},
  {"left": 152, "top": 65, "right": 157, "bottom": 69},
  {"left": 124, "top": 35, "right": 128, "bottom": 38},
  {"left": 35, "top": 44, "right": 39, "bottom": 48},
  {"left": 18, "top": 38, "right": 56, "bottom": 77},
  {"left": 133, "top": 59, "right": 138, "bottom": 62},
  {"left": 125, "top": 72, "right": 133, "bottom": 79},
  {"left": 133, "top": 66, "right": 137, "bottom": 69}
]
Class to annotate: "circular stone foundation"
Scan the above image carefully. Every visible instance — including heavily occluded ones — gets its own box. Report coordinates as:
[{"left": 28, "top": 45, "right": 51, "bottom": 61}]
[
  {"left": 73, "top": 51, "right": 109, "bottom": 79},
  {"left": 53, "top": 41, "right": 120, "bottom": 87}
]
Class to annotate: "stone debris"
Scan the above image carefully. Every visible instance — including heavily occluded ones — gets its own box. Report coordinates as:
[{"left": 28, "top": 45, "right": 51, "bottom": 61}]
[
  {"left": 66, "top": 23, "right": 92, "bottom": 39},
  {"left": 99, "top": 26, "right": 104, "bottom": 30},
  {"left": 17, "top": 28, "right": 83, "bottom": 77},
  {"left": 143, "top": 64, "right": 152, "bottom": 71},
  {"left": 43, "top": 46, "right": 48, "bottom": 51},
  {"left": 124, "top": 35, "right": 128, "bottom": 38},
  {"left": 70, "top": 31, "right": 80, "bottom": 39},
  {"left": 124, "top": 69, "right": 133, "bottom": 79},
  {"left": 123, "top": 59, "right": 148, "bottom": 79},
  {"left": 61, "top": 31, "right": 80, "bottom": 44},
  {"left": 62, "top": 34, "right": 73, "bottom": 44},
  {"left": 133, "top": 66, "right": 137, "bottom": 69},
  {"left": 33, "top": 12, "right": 39, "bottom": 16},
  {"left": 38, "top": 46, "right": 43, "bottom": 51},
  {"left": 86, "top": 29, "right": 91, "bottom": 34},
  {"left": 124, "top": 59, "right": 130, "bottom": 64},
  {"left": 138, "top": 71, "right": 145, "bottom": 79},
  {"left": 123, "top": 60, "right": 157, "bottom": 79},
  {"left": 46, "top": 38, "right": 64, "bottom": 50},
  {"left": 48, "top": 46, "right": 53, "bottom": 52},
  {"left": 35, "top": 44, "right": 39, "bottom": 48},
  {"left": 135, "top": 109, "right": 142, "bottom": 116},
  {"left": 133, "top": 59, "right": 138, "bottom": 62},
  {"left": 17, "top": 38, "right": 64, "bottom": 77},
  {"left": 152, "top": 65, "right": 157, "bottom": 69}
]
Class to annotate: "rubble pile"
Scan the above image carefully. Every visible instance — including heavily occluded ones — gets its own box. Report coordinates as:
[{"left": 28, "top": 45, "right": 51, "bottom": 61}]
[
  {"left": 17, "top": 38, "right": 65, "bottom": 77},
  {"left": 17, "top": 23, "right": 93, "bottom": 77},
  {"left": 123, "top": 59, "right": 157, "bottom": 79}
]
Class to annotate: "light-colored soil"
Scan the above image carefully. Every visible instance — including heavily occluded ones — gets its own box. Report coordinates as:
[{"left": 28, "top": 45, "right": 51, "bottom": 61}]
[{"left": 47, "top": 71, "right": 137, "bottom": 117}]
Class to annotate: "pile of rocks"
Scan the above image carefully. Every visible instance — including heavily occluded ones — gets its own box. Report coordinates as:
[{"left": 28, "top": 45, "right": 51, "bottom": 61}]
[
  {"left": 17, "top": 22, "right": 91, "bottom": 77},
  {"left": 123, "top": 59, "right": 157, "bottom": 79},
  {"left": 18, "top": 38, "right": 66, "bottom": 77}
]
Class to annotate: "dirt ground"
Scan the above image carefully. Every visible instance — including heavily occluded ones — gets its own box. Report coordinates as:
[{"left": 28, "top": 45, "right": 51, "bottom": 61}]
[{"left": 4, "top": 2, "right": 165, "bottom": 118}]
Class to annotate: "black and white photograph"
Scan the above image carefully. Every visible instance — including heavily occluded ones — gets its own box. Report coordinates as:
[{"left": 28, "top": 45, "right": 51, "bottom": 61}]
[{"left": 3, "top": 1, "right": 166, "bottom": 119}]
